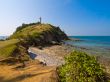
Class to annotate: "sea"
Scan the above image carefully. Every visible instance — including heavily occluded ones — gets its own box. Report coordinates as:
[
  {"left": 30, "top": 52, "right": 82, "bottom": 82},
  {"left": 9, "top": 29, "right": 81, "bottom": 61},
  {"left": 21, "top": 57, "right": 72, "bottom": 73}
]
[
  {"left": 66, "top": 36, "right": 110, "bottom": 57},
  {"left": 0, "top": 36, "right": 8, "bottom": 40}
]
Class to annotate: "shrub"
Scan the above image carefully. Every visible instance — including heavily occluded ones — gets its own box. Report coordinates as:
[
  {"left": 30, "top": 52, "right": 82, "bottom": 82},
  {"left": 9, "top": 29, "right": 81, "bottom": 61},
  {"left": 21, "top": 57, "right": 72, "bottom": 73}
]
[{"left": 58, "top": 51, "right": 106, "bottom": 82}]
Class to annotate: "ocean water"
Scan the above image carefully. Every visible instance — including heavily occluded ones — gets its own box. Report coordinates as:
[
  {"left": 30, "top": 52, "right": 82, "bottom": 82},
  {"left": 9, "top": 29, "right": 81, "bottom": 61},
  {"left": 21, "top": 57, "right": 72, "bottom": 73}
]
[
  {"left": 0, "top": 36, "right": 8, "bottom": 40},
  {"left": 66, "top": 36, "right": 110, "bottom": 57}
]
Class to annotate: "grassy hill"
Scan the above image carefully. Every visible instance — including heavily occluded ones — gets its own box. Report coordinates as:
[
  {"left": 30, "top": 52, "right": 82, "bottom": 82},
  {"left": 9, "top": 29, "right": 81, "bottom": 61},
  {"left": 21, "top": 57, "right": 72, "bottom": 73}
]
[
  {"left": 10, "top": 23, "right": 68, "bottom": 46},
  {"left": 0, "top": 22, "right": 68, "bottom": 60}
]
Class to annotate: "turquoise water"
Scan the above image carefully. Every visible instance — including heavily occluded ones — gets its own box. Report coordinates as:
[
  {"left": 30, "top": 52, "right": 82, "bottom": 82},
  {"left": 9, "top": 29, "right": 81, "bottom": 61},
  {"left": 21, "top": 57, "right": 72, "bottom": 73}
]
[
  {"left": 66, "top": 36, "right": 110, "bottom": 57},
  {"left": 69, "top": 36, "right": 110, "bottom": 47}
]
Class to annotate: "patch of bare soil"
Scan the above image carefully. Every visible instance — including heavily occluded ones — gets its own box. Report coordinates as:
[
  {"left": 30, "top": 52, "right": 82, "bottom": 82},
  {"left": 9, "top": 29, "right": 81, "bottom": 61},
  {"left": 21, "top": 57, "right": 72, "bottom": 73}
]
[{"left": 0, "top": 61, "right": 58, "bottom": 82}]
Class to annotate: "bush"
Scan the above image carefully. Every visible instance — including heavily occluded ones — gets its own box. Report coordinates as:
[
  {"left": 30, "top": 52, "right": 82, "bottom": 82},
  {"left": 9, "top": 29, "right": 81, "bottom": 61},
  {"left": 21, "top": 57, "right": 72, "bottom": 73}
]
[{"left": 58, "top": 51, "right": 106, "bottom": 82}]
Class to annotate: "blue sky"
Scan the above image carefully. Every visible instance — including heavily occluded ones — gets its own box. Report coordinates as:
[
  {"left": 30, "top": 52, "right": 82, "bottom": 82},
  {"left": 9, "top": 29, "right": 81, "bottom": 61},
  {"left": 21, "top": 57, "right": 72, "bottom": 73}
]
[{"left": 0, "top": 0, "right": 110, "bottom": 36}]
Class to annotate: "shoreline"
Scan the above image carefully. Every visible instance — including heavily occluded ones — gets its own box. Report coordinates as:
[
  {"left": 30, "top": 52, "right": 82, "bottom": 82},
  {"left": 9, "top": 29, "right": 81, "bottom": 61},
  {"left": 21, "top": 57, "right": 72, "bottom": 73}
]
[
  {"left": 28, "top": 43, "right": 110, "bottom": 75},
  {"left": 0, "top": 43, "right": 110, "bottom": 81}
]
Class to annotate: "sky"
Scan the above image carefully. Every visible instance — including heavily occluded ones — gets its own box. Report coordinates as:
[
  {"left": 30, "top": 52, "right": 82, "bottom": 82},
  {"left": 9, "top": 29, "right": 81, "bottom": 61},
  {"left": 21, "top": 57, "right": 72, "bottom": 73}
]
[{"left": 0, "top": 0, "right": 110, "bottom": 36}]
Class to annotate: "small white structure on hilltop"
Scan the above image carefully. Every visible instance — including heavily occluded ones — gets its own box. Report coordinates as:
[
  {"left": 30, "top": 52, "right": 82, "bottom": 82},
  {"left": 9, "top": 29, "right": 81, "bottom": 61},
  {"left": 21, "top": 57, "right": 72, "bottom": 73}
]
[{"left": 39, "top": 17, "right": 42, "bottom": 24}]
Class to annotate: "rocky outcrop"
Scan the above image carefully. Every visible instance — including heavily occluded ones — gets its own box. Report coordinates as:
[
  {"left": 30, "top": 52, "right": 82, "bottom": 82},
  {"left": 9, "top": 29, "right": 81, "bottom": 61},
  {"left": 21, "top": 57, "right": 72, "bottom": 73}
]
[
  {"left": 28, "top": 45, "right": 73, "bottom": 66},
  {"left": 10, "top": 23, "right": 69, "bottom": 46}
]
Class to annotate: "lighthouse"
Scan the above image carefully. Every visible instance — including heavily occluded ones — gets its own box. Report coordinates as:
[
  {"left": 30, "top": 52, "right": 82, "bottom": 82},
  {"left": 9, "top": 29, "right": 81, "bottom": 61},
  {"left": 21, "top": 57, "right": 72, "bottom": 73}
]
[{"left": 39, "top": 17, "right": 42, "bottom": 24}]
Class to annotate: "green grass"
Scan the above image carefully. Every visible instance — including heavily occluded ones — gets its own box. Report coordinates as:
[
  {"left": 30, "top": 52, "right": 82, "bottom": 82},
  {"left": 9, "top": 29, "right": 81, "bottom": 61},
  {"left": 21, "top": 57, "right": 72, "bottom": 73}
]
[
  {"left": 0, "top": 39, "right": 19, "bottom": 58},
  {"left": 10, "top": 24, "right": 53, "bottom": 39},
  {"left": 0, "top": 39, "right": 19, "bottom": 48}
]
